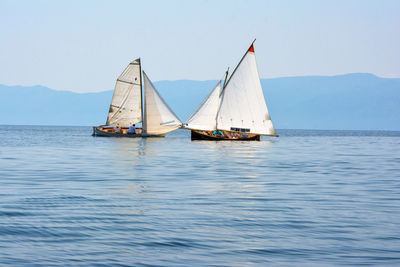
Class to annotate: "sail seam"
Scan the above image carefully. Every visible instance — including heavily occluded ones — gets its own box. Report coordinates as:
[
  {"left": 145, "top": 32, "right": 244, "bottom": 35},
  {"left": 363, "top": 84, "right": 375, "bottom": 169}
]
[{"left": 116, "top": 79, "right": 140, "bottom": 86}]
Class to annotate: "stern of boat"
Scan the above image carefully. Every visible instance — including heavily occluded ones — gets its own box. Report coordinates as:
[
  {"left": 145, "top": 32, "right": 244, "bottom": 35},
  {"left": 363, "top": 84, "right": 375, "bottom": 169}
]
[{"left": 92, "top": 126, "right": 97, "bottom": 136}]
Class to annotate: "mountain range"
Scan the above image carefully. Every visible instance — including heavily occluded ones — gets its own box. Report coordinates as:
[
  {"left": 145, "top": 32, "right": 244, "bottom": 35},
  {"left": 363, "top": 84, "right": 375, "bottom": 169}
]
[{"left": 1, "top": 73, "right": 399, "bottom": 130}]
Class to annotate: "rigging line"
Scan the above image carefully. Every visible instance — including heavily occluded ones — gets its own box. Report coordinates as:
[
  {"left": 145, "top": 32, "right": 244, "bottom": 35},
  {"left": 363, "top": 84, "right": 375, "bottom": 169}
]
[
  {"left": 223, "top": 39, "right": 256, "bottom": 92},
  {"left": 216, "top": 39, "right": 256, "bottom": 130}
]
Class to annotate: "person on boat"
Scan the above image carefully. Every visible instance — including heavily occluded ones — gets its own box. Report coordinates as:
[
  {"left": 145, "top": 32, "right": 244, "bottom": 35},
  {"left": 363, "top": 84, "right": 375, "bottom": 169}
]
[
  {"left": 212, "top": 130, "right": 222, "bottom": 136},
  {"left": 114, "top": 126, "right": 122, "bottom": 133},
  {"left": 127, "top": 124, "right": 136, "bottom": 134}
]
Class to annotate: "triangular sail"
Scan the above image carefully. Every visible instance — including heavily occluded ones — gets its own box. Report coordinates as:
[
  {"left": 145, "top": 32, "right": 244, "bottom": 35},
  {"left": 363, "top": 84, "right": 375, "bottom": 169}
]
[
  {"left": 106, "top": 59, "right": 142, "bottom": 127},
  {"left": 216, "top": 44, "right": 276, "bottom": 136},
  {"left": 142, "top": 72, "right": 182, "bottom": 135},
  {"left": 185, "top": 81, "right": 221, "bottom": 131}
]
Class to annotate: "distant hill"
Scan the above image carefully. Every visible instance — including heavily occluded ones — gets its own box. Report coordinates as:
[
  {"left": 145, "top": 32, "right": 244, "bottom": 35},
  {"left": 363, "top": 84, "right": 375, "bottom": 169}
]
[
  {"left": 0, "top": 85, "right": 113, "bottom": 127},
  {"left": 1, "top": 73, "right": 399, "bottom": 130}
]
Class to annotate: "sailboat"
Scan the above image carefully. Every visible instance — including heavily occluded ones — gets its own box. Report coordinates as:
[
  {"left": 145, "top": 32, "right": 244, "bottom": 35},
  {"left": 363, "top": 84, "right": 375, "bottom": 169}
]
[
  {"left": 184, "top": 40, "right": 278, "bottom": 141},
  {"left": 93, "top": 58, "right": 182, "bottom": 137}
]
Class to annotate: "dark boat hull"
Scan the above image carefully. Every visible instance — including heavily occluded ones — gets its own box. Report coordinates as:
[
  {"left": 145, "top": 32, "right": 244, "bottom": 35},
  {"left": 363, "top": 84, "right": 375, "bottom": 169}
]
[
  {"left": 191, "top": 130, "right": 260, "bottom": 141},
  {"left": 92, "top": 126, "right": 164, "bottom": 138}
]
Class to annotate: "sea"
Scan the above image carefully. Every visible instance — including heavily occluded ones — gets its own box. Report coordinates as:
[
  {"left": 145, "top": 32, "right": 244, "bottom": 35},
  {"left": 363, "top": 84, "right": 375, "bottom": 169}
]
[{"left": 0, "top": 125, "right": 399, "bottom": 266}]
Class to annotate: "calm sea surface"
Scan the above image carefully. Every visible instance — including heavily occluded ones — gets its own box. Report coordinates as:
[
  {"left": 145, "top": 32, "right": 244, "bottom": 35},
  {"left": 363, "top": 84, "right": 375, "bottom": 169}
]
[{"left": 0, "top": 126, "right": 399, "bottom": 266}]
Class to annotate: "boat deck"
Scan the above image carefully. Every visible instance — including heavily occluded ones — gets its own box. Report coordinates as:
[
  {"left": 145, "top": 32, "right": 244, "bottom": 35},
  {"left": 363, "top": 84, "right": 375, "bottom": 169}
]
[
  {"left": 92, "top": 126, "right": 143, "bottom": 137},
  {"left": 191, "top": 129, "right": 260, "bottom": 141}
]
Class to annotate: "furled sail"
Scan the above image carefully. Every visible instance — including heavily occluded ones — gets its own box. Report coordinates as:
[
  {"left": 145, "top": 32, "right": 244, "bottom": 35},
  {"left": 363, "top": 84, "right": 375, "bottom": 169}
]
[
  {"left": 106, "top": 59, "right": 142, "bottom": 127},
  {"left": 142, "top": 72, "right": 182, "bottom": 135},
  {"left": 216, "top": 44, "right": 276, "bottom": 136},
  {"left": 185, "top": 81, "right": 221, "bottom": 131}
]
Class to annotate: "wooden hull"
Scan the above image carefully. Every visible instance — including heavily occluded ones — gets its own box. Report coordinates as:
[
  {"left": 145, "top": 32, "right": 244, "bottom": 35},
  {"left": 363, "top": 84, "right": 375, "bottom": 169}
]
[
  {"left": 92, "top": 126, "right": 164, "bottom": 138},
  {"left": 191, "top": 130, "right": 260, "bottom": 141}
]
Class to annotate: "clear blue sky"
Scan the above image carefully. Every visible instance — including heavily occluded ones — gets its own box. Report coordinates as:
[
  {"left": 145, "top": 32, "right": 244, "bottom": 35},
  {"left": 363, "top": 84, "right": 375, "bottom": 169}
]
[{"left": 1, "top": 0, "right": 399, "bottom": 92}]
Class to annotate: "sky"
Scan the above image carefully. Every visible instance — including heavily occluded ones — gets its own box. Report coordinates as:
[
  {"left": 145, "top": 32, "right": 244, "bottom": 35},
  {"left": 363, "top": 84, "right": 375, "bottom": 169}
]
[{"left": 0, "top": 0, "right": 399, "bottom": 92}]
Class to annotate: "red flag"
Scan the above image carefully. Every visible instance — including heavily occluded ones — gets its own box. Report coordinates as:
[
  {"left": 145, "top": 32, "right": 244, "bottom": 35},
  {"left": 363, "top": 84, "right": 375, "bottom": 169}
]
[{"left": 248, "top": 44, "right": 255, "bottom": 53}]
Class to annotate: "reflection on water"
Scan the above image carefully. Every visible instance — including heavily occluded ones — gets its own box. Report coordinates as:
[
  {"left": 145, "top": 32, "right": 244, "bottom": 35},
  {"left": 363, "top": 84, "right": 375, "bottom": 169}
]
[
  {"left": 0, "top": 127, "right": 399, "bottom": 266},
  {"left": 110, "top": 138, "right": 148, "bottom": 162}
]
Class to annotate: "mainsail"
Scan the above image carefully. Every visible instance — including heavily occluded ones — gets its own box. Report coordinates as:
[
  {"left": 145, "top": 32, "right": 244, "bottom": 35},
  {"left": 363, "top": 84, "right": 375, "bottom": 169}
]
[
  {"left": 185, "top": 81, "right": 221, "bottom": 131},
  {"left": 216, "top": 44, "right": 276, "bottom": 136},
  {"left": 106, "top": 59, "right": 142, "bottom": 127},
  {"left": 142, "top": 72, "right": 182, "bottom": 135}
]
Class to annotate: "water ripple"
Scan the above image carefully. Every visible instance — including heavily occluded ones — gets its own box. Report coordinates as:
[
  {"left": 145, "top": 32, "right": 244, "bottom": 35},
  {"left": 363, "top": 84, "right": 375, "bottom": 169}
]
[{"left": 0, "top": 126, "right": 399, "bottom": 265}]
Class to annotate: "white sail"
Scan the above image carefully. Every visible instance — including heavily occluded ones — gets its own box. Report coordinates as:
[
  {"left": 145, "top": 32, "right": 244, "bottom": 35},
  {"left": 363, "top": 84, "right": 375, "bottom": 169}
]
[
  {"left": 185, "top": 81, "right": 221, "bottom": 131},
  {"left": 216, "top": 44, "right": 276, "bottom": 136},
  {"left": 142, "top": 72, "right": 182, "bottom": 135},
  {"left": 106, "top": 59, "right": 142, "bottom": 127}
]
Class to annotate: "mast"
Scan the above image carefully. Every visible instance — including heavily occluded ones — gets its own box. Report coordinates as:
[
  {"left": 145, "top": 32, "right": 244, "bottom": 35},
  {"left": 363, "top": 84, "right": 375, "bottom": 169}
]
[
  {"left": 220, "top": 67, "right": 230, "bottom": 97},
  {"left": 142, "top": 68, "right": 147, "bottom": 134},
  {"left": 138, "top": 58, "right": 144, "bottom": 123}
]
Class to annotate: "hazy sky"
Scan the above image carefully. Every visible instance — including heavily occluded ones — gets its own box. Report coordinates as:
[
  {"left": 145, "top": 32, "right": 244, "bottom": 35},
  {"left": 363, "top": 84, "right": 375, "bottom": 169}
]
[{"left": 1, "top": 0, "right": 399, "bottom": 92}]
